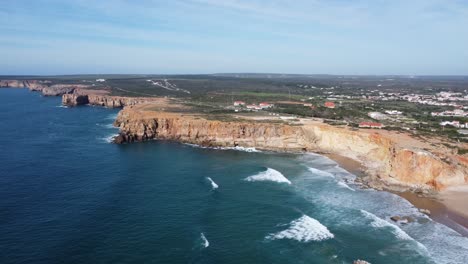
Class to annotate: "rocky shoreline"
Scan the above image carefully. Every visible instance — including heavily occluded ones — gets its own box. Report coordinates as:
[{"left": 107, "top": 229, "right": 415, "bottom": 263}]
[
  {"left": 113, "top": 105, "right": 467, "bottom": 192},
  {"left": 2, "top": 79, "right": 467, "bottom": 234},
  {"left": 2, "top": 79, "right": 467, "bottom": 192}
]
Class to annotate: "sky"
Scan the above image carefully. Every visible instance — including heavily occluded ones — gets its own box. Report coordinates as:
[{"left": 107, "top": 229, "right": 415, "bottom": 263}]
[{"left": 0, "top": 0, "right": 467, "bottom": 75}]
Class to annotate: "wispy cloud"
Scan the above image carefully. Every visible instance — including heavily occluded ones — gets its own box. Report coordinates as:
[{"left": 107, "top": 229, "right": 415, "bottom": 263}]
[{"left": 0, "top": 0, "right": 467, "bottom": 75}]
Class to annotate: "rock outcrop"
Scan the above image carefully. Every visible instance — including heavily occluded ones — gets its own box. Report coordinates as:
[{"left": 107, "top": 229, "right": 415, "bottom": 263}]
[
  {"left": 0, "top": 79, "right": 50, "bottom": 89},
  {"left": 62, "top": 89, "right": 160, "bottom": 108},
  {"left": 113, "top": 106, "right": 468, "bottom": 191},
  {"left": 1, "top": 79, "right": 88, "bottom": 96},
  {"left": 0, "top": 80, "right": 31, "bottom": 88}
]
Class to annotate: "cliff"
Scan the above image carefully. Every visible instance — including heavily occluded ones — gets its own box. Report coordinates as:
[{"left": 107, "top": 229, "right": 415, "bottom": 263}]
[
  {"left": 0, "top": 80, "right": 48, "bottom": 90},
  {"left": 1, "top": 79, "right": 88, "bottom": 96},
  {"left": 114, "top": 105, "right": 468, "bottom": 191},
  {"left": 62, "top": 89, "right": 160, "bottom": 108}
]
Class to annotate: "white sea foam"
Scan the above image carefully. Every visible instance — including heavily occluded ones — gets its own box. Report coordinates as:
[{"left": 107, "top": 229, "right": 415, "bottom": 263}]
[
  {"left": 228, "top": 146, "right": 259, "bottom": 152},
  {"left": 100, "top": 133, "right": 119, "bottom": 143},
  {"left": 200, "top": 233, "right": 209, "bottom": 248},
  {"left": 55, "top": 105, "right": 68, "bottom": 108},
  {"left": 337, "top": 181, "right": 355, "bottom": 191},
  {"left": 206, "top": 177, "right": 219, "bottom": 190},
  {"left": 307, "top": 167, "right": 335, "bottom": 178},
  {"left": 244, "top": 168, "right": 291, "bottom": 184},
  {"left": 360, "top": 210, "right": 413, "bottom": 240},
  {"left": 105, "top": 113, "right": 118, "bottom": 120},
  {"left": 96, "top": 123, "right": 116, "bottom": 129},
  {"left": 185, "top": 143, "right": 260, "bottom": 153},
  {"left": 266, "top": 215, "right": 334, "bottom": 242}
]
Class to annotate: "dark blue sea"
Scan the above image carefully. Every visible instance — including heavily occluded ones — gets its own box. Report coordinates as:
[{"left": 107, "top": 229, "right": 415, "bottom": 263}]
[{"left": 1, "top": 88, "right": 467, "bottom": 264}]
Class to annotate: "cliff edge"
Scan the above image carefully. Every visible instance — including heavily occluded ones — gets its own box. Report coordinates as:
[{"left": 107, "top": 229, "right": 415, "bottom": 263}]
[{"left": 114, "top": 104, "right": 468, "bottom": 192}]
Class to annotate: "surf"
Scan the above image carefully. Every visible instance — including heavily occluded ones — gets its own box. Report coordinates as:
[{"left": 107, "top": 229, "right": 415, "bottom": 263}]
[
  {"left": 266, "top": 215, "right": 334, "bottom": 242},
  {"left": 200, "top": 233, "right": 209, "bottom": 248},
  {"left": 244, "top": 168, "right": 291, "bottom": 184},
  {"left": 206, "top": 177, "right": 219, "bottom": 190}
]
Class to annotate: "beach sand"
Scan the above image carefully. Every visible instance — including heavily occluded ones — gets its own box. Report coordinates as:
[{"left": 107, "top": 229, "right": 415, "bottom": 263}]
[{"left": 325, "top": 153, "right": 468, "bottom": 237}]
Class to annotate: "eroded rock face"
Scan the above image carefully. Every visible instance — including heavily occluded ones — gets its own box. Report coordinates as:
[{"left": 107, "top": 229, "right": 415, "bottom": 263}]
[
  {"left": 113, "top": 107, "right": 468, "bottom": 191},
  {"left": 41, "top": 86, "right": 76, "bottom": 96},
  {"left": 62, "top": 89, "right": 159, "bottom": 108},
  {"left": 0, "top": 80, "right": 27, "bottom": 88},
  {"left": 0, "top": 79, "right": 49, "bottom": 89},
  {"left": 1, "top": 79, "right": 89, "bottom": 96},
  {"left": 62, "top": 94, "right": 89, "bottom": 106}
]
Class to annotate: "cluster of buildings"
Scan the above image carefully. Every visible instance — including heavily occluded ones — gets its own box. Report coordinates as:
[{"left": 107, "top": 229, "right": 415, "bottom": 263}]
[
  {"left": 440, "top": 121, "right": 468, "bottom": 128},
  {"left": 431, "top": 109, "right": 468, "bottom": 117},
  {"left": 233, "top": 101, "right": 273, "bottom": 110},
  {"left": 402, "top": 92, "right": 468, "bottom": 108}
]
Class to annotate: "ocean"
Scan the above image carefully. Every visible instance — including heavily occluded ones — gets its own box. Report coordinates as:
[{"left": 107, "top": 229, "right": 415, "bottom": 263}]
[{"left": 0, "top": 88, "right": 467, "bottom": 264}]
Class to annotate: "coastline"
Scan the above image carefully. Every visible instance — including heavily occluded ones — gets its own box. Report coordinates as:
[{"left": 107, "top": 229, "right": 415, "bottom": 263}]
[
  {"left": 325, "top": 153, "right": 468, "bottom": 237},
  {"left": 3, "top": 84, "right": 467, "bottom": 237}
]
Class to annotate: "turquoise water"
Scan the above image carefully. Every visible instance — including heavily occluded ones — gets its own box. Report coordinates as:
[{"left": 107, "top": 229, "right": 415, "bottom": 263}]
[{"left": 0, "top": 89, "right": 467, "bottom": 264}]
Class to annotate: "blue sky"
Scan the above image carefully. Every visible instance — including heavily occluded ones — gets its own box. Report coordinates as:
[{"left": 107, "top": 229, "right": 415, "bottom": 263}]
[{"left": 1, "top": 0, "right": 467, "bottom": 75}]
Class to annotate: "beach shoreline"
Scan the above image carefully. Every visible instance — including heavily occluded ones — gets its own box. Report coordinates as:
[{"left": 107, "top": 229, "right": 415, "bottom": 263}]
[{"left": 325, "top": 153, "right": 468, "bottom": 237}]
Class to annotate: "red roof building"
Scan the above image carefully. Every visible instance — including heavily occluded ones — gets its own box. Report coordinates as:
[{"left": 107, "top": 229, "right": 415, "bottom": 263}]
[
  {"left": 359, "top": 122, "right": 384, "bottom": 129},
  {"left": 234, "top": 101, "right": 246, "bottom": 106},
  {"left": 259, "top": 102, "right": 273, "bottom": 108},
  {"left": 324, "top": 102, "right": 336, "bottom": 108}
]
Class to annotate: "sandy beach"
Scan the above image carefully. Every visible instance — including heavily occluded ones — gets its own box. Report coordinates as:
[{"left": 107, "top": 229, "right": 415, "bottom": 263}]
[{"left": 326, "top": 153, "right": 468, "bottom": 237}]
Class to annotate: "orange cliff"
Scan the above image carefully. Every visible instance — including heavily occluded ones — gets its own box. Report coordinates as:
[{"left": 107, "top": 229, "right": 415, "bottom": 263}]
[{"left": 113, "top": 104, "right": 468, "bottom": 192}]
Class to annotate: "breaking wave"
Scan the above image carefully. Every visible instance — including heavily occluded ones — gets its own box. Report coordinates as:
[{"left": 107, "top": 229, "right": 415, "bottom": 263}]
[
  {"left": 105, "top": 113, "right": 118, "bottom": 120},
  {"left": 100, "top": 133, "right": 119, "bottom": 143},
  {"left": 307, "top": 167, "right": 335, "bottom": 178},
  {"left": 55, "top": 105, "right": 68, "bottom": 108},
  {"left": 266, "top": 215, "right": 334, "bottom": 242},
  {"left": 200, "top": 233, "right": 209, "bottom": 248},
  {"left": 96, "top": 123, "right": 116, "bottom": 129},
  {"left": 360, "top": 210, "right": 414, "bottom": 241},
  {"left": 244, "top": 168, "right": 291, "bottom": 184},
  {"left": 337, "top": 181, "right": 355, "bottom": 191},
  {"left": 185, "top": 143, "right": 260, "bottom": 153},
  {"left": 206, "top": 177, "right": 219, "bottom": 190}
]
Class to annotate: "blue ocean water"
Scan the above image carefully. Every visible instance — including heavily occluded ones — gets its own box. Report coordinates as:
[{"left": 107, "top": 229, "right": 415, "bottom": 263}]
[{"left": 0, "top": 88, "right": 467, "bottom": 264}]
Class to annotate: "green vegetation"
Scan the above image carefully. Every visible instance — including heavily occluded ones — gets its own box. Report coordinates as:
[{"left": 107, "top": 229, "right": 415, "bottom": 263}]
[{"left": 4, "top": 74, "right": 468, "bottom": 143}]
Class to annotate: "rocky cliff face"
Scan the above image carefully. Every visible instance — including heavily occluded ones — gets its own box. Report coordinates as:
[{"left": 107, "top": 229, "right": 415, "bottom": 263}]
[
  {"left": 0, "top": 80, "right": 27, "bottom": 88},
  {"left": 114, "top": 106, "right": 468, "bottom": 191},
  {"left": 1, "top": 79, "right": 88, "bottom": 96},
  {"left": 62, "top": 92, "right": 159, "bottom": 108},
  {"left": 0, "top": 79, "right": 50, "bottom": 89}
]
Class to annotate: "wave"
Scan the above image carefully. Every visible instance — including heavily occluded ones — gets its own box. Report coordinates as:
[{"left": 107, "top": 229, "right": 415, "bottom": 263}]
[
  {"left": 185, "top": 143, "right": 260, "bottom": 153},
  {"left": 206, "top": 177, "right": 219, "bottom": 190},
  {"left": 55, "top": 105, "right": 68, "bottom": 108},
  {"left": 200, "top": 233, "right": 209, "bottom": 248},
  {"left": 96, "top": 123, "right": 116, "bottom": 129},
  {"left": 307, "top": 167, "right": 335, "bottom": 178},
  {"left": 244, "top": 168, "right": 291, "bottom": 184},
  {"left": 105, "top": 113, "right": 118, "bottom": 120},
  {"left": 360, "top": 210, "right": 414, "bottom": 241},
  {"left": 100, "top": 133, "right": 119, "bottom": 143},
  {"left": 337, "top": 181, "right": 355, "bottom": 191},
  {"left": 266, "top": 215, "right": 334, "bottom": 242},
  {"left": 228, "top": 146, "right": 259, "bottom": 152}
]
